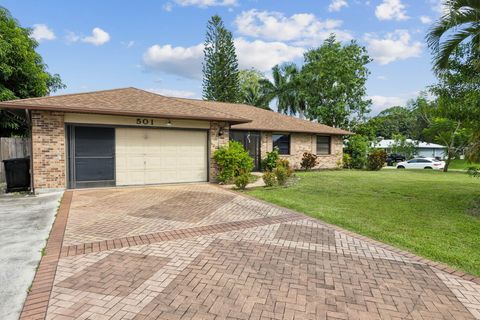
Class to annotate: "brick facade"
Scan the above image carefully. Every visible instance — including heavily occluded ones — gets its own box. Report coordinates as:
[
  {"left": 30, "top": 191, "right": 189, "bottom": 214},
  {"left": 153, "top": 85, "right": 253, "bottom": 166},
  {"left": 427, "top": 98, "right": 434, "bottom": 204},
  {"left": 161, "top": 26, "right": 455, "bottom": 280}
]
[
  {"left": 260, "top": 132, "right": 343, "bottom": 170},
  {"left": 31, "top": 110, "right": 66, "bottom": 190},
  {"left": 29, "top": 112, "right": 341, "bottom": 188}
]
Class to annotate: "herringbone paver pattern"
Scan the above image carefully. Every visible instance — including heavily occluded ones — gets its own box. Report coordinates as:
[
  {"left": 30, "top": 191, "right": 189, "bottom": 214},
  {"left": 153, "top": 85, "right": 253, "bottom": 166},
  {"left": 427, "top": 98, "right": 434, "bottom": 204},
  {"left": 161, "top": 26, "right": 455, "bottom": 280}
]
[{"left": 25, "top": 184, "right": 480, "bottom": 320}]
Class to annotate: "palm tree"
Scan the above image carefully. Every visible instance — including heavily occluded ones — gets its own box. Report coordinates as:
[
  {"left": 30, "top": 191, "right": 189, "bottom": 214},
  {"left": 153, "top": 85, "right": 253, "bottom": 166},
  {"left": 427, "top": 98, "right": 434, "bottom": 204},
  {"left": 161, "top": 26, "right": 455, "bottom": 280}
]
[
  {"left": 242, "top": 85, "right": 270, "bottom": 110},
  {"left": 259, "top": 64, "right": 306, "bottom": 117},
  {"left": 426, "top": 0, "right": 480, "bottom": 72}
]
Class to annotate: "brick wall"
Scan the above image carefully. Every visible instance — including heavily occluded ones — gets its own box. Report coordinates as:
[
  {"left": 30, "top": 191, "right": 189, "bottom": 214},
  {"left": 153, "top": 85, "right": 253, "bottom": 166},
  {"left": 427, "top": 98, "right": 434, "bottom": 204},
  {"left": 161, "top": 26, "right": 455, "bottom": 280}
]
[
  {"left": 209, "top": 121, "right": 230, "bottom": 181},
  {"left": 260, "top": 132, "right": 343, "bottom": 170},
  {"left": 31, "top": 111, "right": 66, "bottom": 190}
]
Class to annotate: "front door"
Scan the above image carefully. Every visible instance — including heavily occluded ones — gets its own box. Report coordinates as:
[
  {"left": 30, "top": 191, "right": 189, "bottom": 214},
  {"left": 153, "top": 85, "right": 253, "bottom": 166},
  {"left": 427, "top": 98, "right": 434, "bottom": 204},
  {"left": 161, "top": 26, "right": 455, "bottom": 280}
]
[{"left": 230, "top": 130, "right": 261, "bottom": 171}]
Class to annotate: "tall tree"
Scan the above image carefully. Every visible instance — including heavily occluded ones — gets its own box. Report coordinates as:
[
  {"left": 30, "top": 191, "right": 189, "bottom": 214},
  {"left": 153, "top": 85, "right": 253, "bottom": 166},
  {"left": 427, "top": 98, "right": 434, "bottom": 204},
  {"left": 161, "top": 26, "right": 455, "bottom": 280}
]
[
  {"left": 426, "top": 0, "right": 480, "bottom": 72},
  {"left": 301, "top": 35, "right": 372, "bottom": 129},
  {"left": 0, "top": 6, "right": 64, "bottom": 136},
  {"left": 238, "top": 69, "right": 269, "bottom": 109},
  {"left": 428, "top": 44, "right": 480, "bottom": 163},
  {"left": 202, "top": 15, "right": 240, "bottom": 103},
  {"left": 260, "top": 63, "right": 306, "bottom": 116}
]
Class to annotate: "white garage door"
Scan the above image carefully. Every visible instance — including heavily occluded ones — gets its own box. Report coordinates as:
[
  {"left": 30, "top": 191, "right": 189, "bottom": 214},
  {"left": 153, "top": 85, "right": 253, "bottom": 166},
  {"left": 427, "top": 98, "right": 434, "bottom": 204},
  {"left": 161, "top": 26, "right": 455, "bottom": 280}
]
[{"left": 115, "top": 128, "right": 208, "bottom": 186}]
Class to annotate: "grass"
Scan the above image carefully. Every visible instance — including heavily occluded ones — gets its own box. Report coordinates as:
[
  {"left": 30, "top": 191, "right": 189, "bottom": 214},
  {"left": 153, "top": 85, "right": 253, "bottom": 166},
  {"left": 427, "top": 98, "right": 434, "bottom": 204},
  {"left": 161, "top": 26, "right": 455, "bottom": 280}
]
[
  {"left": 247, "top": 170, "right": 480, "bottom": 276},
  {"left": 449, "top": 159, "right": 480, "bottom": 170}
]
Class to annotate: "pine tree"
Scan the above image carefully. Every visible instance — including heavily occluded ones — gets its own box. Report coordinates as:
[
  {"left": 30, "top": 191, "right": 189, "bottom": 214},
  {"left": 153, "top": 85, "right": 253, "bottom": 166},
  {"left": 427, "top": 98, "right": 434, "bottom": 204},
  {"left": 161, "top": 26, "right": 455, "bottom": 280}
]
[{"left": 202, "top": 15, "right": 240, "bottom": 102}]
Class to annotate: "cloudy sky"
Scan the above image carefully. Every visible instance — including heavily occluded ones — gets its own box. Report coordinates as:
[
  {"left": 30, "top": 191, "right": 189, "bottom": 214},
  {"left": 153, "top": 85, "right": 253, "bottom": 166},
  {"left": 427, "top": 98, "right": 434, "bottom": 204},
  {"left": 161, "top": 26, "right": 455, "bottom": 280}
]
[{"left": 4, "top": 0, "right": 444, "bottom": 115}]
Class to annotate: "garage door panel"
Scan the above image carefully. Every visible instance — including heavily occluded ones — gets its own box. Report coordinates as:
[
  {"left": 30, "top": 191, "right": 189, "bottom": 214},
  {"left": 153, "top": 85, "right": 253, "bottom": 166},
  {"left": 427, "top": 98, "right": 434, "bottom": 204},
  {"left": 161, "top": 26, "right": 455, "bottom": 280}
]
[{"left": 116, "top": 128, "right": 207, "bottom": 186}]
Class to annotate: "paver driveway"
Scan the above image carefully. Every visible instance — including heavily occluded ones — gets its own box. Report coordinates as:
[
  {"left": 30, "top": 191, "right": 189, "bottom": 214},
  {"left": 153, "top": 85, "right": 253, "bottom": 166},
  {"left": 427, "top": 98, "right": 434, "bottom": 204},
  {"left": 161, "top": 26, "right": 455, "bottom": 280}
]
[{"left": 21, "top": 184, "right": 480, "bottom": 320}]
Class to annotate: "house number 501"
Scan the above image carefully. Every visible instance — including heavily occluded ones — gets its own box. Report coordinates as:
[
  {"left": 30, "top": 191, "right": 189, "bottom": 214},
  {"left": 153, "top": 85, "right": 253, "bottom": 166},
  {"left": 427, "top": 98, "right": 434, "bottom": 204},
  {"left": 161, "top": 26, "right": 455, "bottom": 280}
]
[{"left": 136, "top": 118, "right": 154, "bottom": 125}]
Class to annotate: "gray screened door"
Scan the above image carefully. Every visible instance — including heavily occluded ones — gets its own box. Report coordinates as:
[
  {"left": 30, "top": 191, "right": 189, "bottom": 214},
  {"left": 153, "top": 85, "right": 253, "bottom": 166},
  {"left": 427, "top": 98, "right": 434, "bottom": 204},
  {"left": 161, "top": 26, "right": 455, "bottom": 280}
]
[{"left": 67, "top": 126, "right": 115, "bottom": 188}]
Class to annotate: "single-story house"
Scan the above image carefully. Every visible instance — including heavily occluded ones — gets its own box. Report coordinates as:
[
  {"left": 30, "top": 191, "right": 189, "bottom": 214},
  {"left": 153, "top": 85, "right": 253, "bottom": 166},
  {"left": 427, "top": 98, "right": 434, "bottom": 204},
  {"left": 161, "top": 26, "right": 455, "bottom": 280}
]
[
  {"left": 373, "top": 139, "right": 446, "bottom": 159},
  {"left": 0, "top": 87, "right": 350, "bottom": 191}
]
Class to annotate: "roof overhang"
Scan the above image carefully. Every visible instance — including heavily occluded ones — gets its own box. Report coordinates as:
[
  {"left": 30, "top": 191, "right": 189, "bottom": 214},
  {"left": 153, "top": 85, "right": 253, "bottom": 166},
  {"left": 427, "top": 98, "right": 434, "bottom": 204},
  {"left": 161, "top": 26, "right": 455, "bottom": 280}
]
[{"left": 0, "top": 103, "right": 251, "bottom": 125}]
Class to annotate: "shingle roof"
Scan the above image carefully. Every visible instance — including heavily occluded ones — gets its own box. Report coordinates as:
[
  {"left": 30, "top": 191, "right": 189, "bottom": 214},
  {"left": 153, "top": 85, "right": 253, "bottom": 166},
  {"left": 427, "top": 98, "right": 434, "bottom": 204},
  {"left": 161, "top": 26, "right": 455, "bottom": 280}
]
[
  {"left": 174, "top": 98, "right": 352, "bottom": 135},
  {"left": 0, "top": 87, "right": 352, "bottom": 135},
  {"left": 0, "top": 87, "right": 250, "bottom": 124}
]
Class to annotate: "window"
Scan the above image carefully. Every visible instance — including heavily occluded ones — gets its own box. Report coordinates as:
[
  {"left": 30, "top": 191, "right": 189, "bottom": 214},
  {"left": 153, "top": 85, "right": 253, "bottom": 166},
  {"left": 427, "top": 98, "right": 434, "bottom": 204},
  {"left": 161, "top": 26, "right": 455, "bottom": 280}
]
[
  {"left": 316, "top": 136, "right": 331, "bottom": 155},
  {"left": 407, "top": 159, "right": 418, "bottom": 163},
  {"left": 272, "top": 134, "right": 290, "bottom": 155}
]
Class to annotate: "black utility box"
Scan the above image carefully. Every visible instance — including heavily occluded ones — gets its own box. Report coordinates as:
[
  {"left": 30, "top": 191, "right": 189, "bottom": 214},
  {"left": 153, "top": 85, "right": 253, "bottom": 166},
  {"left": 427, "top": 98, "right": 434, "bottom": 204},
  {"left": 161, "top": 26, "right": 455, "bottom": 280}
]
[{"left": 3, "top": 157, "right": 30, "bottom": 192}]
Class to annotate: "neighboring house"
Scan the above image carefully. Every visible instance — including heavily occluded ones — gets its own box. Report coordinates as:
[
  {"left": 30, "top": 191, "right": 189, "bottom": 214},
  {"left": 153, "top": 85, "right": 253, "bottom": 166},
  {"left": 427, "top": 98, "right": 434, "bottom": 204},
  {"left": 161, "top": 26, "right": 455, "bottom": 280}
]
[
  {"left": 374, "top": 139, "right": 446, "bottom": 159},
  {"left": 0, "top": 87, "right": 350, "bottom": 191}
]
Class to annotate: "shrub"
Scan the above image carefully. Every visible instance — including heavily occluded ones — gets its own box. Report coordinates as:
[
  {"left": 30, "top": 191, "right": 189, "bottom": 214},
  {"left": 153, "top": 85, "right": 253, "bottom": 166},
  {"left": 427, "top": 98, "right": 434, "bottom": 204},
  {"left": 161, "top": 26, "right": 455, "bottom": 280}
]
[
  {"left": 342, "top": 153, "right": 353, "bottom": 169},
  {"left": 344, "top": 135, "right": 370, "bottom": 169},
  {"left": 274, "top": 165, "right": 289, "bottom": 186},
  {"left": 213, "top": 141, "right": 254, "bottom": 183},
  {"left": 261, "top": 147, "right": 280, "bottom": 171},
  {"left": 276, "top": 158, "right": 293, "bottom": 177},
  {"left": 234, "top": 173, "right": 250, "bottom": 190},
  {"left": 300, "top": 152, "right": 319, "bottom": 171},
  {"left": 367, "top": 149, "right": 387, "bottom": 171},
  {"left": 262, "top": 171, "right": 277, "bottom": 187}
]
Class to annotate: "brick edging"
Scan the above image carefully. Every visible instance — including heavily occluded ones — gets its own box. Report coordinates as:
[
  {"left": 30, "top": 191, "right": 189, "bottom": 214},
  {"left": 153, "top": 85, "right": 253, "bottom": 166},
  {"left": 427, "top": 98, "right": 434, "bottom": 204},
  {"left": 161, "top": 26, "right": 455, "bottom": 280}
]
[
  {"left": 19, "top": 191, "right": 73, "bottom": 320},
  {"left": 222, "top": 185, "right": 480, "bottom": 286},
  {"left": 60, "top": 213, "right": 302, "bottom": 257}
]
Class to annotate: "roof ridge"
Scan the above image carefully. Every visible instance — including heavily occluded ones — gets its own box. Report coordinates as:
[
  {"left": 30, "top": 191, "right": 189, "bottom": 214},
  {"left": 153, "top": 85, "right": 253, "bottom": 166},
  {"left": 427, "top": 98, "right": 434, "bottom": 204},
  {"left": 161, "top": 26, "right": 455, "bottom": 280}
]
[{"left": 139, "top": 89, "right": 252, "bottom": 123}]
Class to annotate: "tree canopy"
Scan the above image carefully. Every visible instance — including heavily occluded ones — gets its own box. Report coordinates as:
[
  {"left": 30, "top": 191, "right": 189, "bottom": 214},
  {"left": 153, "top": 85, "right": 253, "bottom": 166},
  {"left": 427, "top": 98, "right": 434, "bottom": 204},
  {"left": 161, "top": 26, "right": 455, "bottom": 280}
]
[
  {"left": 202, "top": 15, "right": 240, "bottom": 103},
  {"left": 238, "top": 69, "right": 269, "bottom": 109},
  {"left": 301, "top": 35, "right": 372, "bottom": 129},
  {"left": 0, "top": 6, "right": 64, "bottom": 136}
]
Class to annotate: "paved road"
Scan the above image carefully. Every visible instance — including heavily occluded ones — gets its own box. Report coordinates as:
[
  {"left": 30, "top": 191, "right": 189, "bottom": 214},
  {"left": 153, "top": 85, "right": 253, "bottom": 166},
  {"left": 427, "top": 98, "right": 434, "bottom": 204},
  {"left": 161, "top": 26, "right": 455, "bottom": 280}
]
[
  {"left": 0, "top": 191, "right": 63, "bottom": 320},
  {"left": 24, "top": 184, "right": 480, "bottom": 319}
]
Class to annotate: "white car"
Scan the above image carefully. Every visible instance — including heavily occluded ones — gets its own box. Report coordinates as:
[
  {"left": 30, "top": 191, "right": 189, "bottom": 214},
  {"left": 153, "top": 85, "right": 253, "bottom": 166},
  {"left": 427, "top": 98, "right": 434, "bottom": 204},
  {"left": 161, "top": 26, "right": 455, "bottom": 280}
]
[{"left": 396, "top": 158, "right": 445, "bottom": 170}]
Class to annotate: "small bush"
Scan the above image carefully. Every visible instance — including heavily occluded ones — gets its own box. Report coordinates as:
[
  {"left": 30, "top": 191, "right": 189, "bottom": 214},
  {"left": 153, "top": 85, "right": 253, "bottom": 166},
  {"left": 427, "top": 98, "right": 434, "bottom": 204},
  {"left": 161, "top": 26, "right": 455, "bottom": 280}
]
[
  {"left": 367, "top": 149, "right": 387, "bottom": 171},
  {"left": 261, "top": 148, "right": 280, "bottom": 171},
  {"left": 300, "top": 152, "right": 319, "bottom": 171},
  {"left": 276, "top": 158, "right": 294, "bottom": 177},
  {"left": 262, "top": 171, "right": 277, "bottom": 187},
  {"left": 234, "top": 173, "right": 250, "bottom": 190},
  {"left": 213, "top": 141, "right": 254, "bottom": 183},
  {"left": 274, "top": 165, "right": 289, "bottom": 186},
  {"left": 342, "top": 153, "right": 353, "bottom": 169}
]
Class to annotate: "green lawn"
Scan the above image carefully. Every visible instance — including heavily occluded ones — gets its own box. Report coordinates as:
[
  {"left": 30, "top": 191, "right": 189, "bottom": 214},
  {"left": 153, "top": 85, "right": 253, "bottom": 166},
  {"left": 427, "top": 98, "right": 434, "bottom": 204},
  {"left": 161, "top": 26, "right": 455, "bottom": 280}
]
[
  {"left": 449, "top": 159, "right": 480, "bottom": 170},
  {"left": 246, "top": 170, "right": 480, "bottom": 276}
]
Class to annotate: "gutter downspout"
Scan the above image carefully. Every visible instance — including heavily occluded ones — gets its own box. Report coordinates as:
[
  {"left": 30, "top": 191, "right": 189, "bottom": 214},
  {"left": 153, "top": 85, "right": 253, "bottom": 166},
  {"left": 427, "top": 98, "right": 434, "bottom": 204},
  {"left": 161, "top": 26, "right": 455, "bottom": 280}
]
[{"left": 25, "top": 110, "right": 35, "bottom": 194}]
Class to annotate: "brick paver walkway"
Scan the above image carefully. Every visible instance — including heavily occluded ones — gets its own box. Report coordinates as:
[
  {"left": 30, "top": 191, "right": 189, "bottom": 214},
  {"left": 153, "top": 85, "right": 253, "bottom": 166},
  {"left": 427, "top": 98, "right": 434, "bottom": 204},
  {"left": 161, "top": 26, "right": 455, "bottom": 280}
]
[{"left": 21, "top": 184, "right": 480, "bottom": 320}]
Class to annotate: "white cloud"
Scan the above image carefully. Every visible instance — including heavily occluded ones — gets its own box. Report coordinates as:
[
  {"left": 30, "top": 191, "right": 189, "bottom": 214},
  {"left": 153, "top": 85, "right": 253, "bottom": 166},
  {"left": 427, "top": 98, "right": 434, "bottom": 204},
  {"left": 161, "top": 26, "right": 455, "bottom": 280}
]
[
  {"left": 364, "top": 30, "right": 422, "bottom": 65},
  {"left": 420, "top": 15, "right": 433, "bottom": 24},
  {"left": 31, "top": 24, "right": 56, "bottom": 42},
  {"left": 234, "top": 10, "right": 352, "bottom": 46},
  {"left": 234, "top": 38, "right": 304, "bottom": 71},
  {"left": 369, "top": 95, "right": 407, "bottom": 114},
  {"left": 143, "top": 43, "right": 204, "bottom": 79},
  {"left": 82, "top": 27, "right": 110, "bottom": 46},
  {"left": 146, "top": 88, "right": 198, "bottom": 98},
  {"left": 375, "top": 0, "right": 409, "bottom": 21},
  {"left": 329, "top": 0, "right": 348, "bottom": 12},
  {"left": 142, "top": 38, "right": 304, "bottom": 79},
  {"left": 377, "top": 75, "right": 387, "bottom": 80},
  {"left": 174, "top": 0, "right": 237, "bottom": 8}
]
